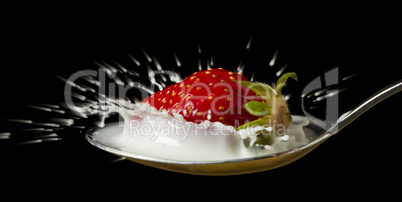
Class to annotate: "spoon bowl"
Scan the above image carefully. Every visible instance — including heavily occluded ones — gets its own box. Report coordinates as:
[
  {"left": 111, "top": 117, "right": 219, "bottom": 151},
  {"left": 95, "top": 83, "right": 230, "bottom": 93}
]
[{"left": 86, "top": 81, "right": 401, "bottom": 175}]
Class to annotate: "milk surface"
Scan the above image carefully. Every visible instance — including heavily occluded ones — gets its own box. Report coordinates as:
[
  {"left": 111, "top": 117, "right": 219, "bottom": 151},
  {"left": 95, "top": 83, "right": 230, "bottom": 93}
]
[{"left": 91, "top": 104, "right": 309, "bottom": 162}]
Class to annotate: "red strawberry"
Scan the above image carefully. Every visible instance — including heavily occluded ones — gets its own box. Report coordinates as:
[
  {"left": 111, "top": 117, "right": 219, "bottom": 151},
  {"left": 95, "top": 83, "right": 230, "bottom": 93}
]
[{"left": 142, "top": 68, "right": 297, "bottom": 144}]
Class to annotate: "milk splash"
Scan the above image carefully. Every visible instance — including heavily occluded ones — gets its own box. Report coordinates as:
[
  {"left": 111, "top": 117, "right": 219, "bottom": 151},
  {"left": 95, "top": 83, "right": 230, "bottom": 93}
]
[
  {"left": 59, "top": 62, "right": 309, "bottom": 161},
  {"left": 92, "top": 103, "right": 309, "bottom": 162},
  {"left": 2, "top": 36, "right": 313, "bottom": 163}
]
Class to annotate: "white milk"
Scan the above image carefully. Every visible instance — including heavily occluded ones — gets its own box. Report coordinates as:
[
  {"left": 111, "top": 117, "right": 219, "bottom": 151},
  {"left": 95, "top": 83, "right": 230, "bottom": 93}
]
[{"left": 91, "top": 104, "right": 309, "bottom": 162}]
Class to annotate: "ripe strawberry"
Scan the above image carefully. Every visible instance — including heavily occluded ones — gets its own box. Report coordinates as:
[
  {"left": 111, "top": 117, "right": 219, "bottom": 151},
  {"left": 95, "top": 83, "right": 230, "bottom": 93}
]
[{"left": 142, "top": 68, "right": 297, "bottom": 143}]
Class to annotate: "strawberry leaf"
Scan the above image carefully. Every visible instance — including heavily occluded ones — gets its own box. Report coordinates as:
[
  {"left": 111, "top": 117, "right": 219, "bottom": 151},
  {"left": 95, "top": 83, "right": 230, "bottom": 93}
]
[
  {"left": 254, "top": 132, "right": 273, "bottom": 146},
  {"left": 281, "top": 110, "right": 292, "bottom": 128},
  {"left": 236, "top": 81, "right": 276, "bottom": 99},
  {"left": 244, "top": 101, "right": 271, "bottom": 116},
  {"left": 275, "top": 72, "right": 298, "bottom": 93},
  {"left": 236, "top": 116, "right": 272, "bottom": 131}
]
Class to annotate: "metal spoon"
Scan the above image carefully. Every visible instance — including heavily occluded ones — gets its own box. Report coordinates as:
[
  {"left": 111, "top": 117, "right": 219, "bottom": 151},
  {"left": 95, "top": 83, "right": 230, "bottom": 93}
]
[{"left": 86, "top": 80, "right": 401, "bottom": 175}]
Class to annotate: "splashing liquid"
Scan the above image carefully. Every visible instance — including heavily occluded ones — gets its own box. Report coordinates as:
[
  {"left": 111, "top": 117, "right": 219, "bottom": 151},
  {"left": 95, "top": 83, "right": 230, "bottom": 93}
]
[
  {"left": 90, "top": 103, "right": 309, "bottom": 162},
  {"left": 1, "top": 35, "right": 325, "bottom": 162}
]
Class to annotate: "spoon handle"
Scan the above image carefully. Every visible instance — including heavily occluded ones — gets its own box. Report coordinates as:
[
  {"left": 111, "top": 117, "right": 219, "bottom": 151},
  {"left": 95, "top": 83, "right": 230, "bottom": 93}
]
[{"left": 329, "top": 80, "right": 402, "bottom": 134}]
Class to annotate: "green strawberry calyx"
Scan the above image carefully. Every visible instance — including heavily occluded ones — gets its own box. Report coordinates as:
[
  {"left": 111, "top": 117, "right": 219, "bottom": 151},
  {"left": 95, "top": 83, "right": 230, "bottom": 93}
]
[{"left": 235, "top": 72, "right": 297, "bottom": 147}]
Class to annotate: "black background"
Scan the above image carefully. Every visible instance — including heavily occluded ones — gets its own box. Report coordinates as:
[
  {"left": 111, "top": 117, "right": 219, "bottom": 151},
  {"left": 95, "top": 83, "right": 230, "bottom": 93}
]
[{"left": 1, "top": 6, "right": 401, "bottom": 199}]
